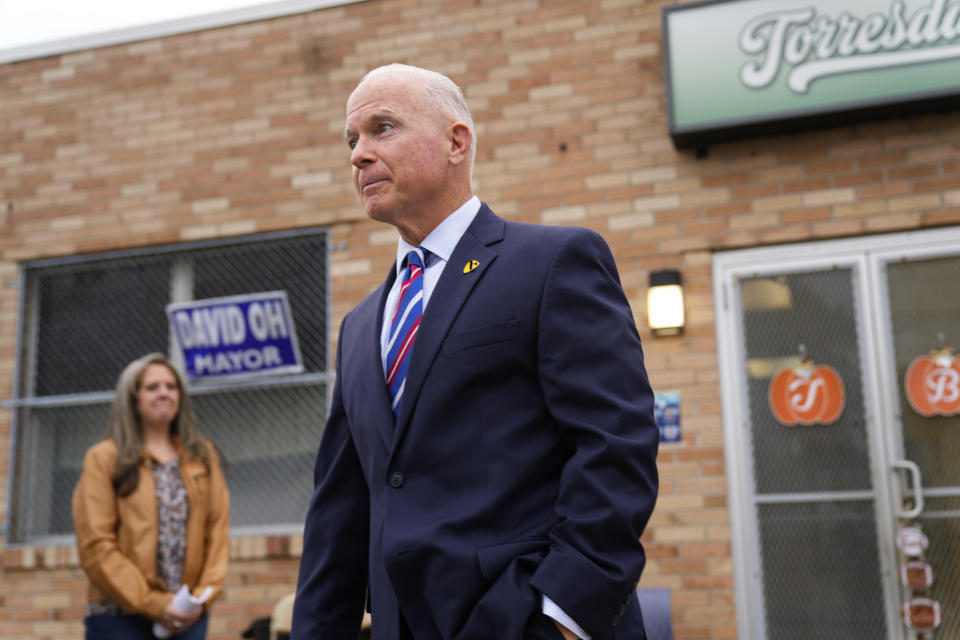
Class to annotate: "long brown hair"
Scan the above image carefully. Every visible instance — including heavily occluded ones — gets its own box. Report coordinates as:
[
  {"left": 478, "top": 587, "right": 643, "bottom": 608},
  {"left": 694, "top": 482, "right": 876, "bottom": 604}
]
[{"left": 107, "top": 353, "right": 209, "bottom": 496}]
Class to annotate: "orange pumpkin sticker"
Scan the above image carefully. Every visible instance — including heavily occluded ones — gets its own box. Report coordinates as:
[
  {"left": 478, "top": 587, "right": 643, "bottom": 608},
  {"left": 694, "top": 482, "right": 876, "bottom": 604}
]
[
  {"left": 769, "top": 360, "right": 845, "bottom": 426},
  {"left": 905, "top": 347, "right": 960, "bottom": 417}
]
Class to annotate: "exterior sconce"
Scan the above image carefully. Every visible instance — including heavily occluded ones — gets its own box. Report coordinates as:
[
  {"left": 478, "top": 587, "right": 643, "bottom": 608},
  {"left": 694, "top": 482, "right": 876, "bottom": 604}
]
[{"left": 647, "top": 269, "right": 684, "bottom": 336}]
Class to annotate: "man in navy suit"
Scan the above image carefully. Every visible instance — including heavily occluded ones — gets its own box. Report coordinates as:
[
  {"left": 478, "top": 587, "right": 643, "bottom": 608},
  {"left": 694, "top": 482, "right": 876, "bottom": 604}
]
[{"left": 291, "top": 63, "right": 659, "bottom": 640}]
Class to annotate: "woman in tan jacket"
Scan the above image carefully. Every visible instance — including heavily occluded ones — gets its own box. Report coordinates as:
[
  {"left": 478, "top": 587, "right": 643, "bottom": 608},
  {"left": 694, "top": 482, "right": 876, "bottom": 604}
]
[{"left": 73, "top": 353, "right": 229, "bottom": 639}]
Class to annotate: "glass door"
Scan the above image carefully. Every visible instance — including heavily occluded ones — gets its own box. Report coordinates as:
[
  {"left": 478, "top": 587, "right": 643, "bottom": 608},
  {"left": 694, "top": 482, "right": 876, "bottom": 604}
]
[{"left": 717, "top": 256, "right": 896, "bottom": 640}]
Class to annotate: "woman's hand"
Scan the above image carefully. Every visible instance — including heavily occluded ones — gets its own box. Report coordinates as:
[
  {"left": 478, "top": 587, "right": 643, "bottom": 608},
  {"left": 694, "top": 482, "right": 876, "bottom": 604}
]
[{"left": 161, "top": 599, "right": 204, "bottom": 634}]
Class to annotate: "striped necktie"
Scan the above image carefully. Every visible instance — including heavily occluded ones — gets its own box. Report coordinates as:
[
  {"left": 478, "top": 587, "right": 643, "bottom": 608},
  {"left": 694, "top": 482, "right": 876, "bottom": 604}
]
[{"left": 386, "top": 247, "right": 429, "bottom": 419}]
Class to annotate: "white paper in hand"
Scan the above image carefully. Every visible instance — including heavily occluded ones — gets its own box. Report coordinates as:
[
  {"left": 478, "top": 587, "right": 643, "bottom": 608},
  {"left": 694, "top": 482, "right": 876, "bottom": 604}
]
[{"left": 153, "top": 585, "right": 213, "bottom": 638}]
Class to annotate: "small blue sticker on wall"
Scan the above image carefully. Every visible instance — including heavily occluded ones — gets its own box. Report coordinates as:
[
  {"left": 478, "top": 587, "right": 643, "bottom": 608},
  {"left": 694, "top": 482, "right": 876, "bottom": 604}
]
[{"left": 655, "top": 391, "right": 681, "bottom": 443}]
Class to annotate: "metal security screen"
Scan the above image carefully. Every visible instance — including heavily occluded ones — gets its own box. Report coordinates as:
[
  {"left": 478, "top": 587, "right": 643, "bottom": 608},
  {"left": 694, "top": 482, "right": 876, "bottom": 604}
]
[
  {"left": 743, "top": 271, "right": 872, "bottom": 495},
  {"left": 885, "top": 255, "right": 960, "bottom": 639},
  {"left": 738, "top": 268, "right": 887, "bottom": 639},
  {"left": 9, "top": 230, "right": 329, "bottom": 545}
]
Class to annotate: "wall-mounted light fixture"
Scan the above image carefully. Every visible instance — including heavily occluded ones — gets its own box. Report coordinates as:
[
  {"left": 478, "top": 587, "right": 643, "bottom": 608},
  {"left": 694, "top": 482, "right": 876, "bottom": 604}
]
[{"left": 647, "top": 269, "right": 684, "bottom": 336}]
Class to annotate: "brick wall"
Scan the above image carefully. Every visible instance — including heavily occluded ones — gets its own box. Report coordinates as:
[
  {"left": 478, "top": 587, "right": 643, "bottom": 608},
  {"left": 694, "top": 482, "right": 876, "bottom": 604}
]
[{"left": 2, "top": 0, "right": 960, "bottom": 638}]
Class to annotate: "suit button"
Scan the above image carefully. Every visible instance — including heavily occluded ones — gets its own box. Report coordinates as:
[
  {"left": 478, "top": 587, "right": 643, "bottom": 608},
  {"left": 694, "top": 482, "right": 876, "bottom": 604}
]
[
  {"left": 618, "top": 603, "right": 627, "bottom": 616},
  {"left": 389, "top": 472, "right": 404, "bottom": 488},
  {"left": 611, "top": 613, "right": 621, "bottom": 627}
]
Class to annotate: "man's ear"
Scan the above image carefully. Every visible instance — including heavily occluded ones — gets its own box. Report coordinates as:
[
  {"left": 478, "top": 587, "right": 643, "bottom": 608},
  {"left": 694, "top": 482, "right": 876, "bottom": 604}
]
[{"left": 448, "top": 122, "right": 472, "bottom": 167}]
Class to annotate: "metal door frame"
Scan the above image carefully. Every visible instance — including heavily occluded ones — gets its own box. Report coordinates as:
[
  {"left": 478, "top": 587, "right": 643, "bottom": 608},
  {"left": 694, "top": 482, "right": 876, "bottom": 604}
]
[
  {"left": 713, "top": 226, "right": 960, "bottom": 639},
  {"left": 867, "top": 231, "right": 960, "bottom": 640}
]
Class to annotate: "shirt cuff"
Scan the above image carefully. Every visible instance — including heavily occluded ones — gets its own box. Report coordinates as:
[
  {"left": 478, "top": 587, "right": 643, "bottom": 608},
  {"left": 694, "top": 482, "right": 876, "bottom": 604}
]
[{"left": 541, "top": 594, "right": 591, "bottom": 640}]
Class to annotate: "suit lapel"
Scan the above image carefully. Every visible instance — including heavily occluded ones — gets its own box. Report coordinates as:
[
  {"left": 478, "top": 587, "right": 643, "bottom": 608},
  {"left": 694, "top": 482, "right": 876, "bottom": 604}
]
[{"left": 393, "top": 205, "right": 505, "bottom": 437}]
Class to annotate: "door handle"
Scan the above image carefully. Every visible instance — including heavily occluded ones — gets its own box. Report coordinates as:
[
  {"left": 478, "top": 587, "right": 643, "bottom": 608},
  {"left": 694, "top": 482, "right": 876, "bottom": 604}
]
[{"left": 892, "top": 459, "right": 924, "bottom": 519}]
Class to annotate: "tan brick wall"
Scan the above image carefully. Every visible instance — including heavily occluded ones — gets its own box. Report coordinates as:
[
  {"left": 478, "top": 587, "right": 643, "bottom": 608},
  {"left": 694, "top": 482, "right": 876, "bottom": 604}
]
[
  {"left": 0, "top": 541, "right": 302, "bottom": 640},
  {"left": 3, "top": 0, "right": 960, "bottom": 638}
]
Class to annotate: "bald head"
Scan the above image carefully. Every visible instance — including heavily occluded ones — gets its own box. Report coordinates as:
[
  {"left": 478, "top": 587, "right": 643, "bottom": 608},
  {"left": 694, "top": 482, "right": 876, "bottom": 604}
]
[{"left": 351, "top": 64, "right": 476, "bottom": 173}]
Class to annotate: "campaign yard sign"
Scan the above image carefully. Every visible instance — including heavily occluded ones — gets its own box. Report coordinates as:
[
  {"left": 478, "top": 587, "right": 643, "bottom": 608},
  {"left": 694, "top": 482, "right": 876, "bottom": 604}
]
[{"left": 167, "top": 291, "right": 303, "bottom": 380}]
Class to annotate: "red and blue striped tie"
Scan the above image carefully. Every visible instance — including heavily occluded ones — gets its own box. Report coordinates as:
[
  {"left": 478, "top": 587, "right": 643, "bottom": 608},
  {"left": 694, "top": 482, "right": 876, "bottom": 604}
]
[{"left": 386, "top": 247, "right": 429, "bottom": 419}]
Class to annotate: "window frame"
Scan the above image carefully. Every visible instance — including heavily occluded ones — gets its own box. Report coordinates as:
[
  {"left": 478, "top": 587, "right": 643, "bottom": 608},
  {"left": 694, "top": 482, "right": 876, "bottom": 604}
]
[{"left": 5, "top": 228, "right": 333, "bottom": 548}]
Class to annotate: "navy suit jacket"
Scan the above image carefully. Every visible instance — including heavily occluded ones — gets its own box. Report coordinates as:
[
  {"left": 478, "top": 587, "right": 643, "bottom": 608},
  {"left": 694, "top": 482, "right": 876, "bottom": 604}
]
[{"left": 292, "top": 204, "right": 659, "bottom": 640}]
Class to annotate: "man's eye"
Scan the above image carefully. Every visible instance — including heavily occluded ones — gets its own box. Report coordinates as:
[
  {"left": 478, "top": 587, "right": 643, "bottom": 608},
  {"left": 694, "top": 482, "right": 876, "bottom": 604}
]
[
  {"left": 377, "top": 123, "right": 393, "bottom": 134},
  {"left": 347, "top": 138, "right": 358, "bottom": 149}
]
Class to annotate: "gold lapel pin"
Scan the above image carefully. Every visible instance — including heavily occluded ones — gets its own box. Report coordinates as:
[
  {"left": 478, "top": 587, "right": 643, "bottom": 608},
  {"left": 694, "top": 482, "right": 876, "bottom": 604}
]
[{"left": 462, "top": 259, "right": 480, "bottom": 274}]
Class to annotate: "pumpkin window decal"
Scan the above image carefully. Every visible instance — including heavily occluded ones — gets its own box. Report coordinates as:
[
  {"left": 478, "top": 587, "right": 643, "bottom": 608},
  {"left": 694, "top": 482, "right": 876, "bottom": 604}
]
[
  {"left": 768, "top": 347, "right": 845, "bottom": 427},
  {"left": 905, "top": 339, "right": 960, "bottom": 418}
]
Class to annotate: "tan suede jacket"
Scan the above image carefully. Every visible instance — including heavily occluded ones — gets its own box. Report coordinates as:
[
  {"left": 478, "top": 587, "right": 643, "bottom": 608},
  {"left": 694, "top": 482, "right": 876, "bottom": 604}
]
[{"left": 72, "top": 437, "right": 230, "bottom": 621}]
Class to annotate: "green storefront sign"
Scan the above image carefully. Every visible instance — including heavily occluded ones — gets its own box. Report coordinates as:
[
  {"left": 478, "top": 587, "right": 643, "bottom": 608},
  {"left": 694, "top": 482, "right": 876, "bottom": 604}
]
[{"left": 664, "top": 0, "right": 960, "bottom": 148}]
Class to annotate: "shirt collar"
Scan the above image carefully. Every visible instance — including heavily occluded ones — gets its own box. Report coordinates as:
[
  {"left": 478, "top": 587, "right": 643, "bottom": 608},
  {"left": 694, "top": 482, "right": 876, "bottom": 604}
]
[{"left": 394, "top": 196, "right": 481, "bottom": 274}]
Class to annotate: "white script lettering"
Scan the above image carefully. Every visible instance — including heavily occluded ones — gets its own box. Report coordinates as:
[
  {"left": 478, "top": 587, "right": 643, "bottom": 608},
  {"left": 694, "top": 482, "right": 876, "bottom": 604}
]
[{"left": 739, "top": 0, "right": 960, "bottom": 93}]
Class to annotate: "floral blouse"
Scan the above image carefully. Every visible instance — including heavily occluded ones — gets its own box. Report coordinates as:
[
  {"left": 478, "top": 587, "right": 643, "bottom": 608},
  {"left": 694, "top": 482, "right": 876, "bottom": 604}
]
[{"left": 154, "top": 458, "right": 188, "bottom": 592}]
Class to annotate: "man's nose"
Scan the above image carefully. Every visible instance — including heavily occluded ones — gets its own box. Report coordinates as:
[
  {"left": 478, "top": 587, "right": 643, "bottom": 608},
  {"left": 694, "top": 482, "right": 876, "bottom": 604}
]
[{"left": 351, "top": 136, "right": 374, "bottom": 168}]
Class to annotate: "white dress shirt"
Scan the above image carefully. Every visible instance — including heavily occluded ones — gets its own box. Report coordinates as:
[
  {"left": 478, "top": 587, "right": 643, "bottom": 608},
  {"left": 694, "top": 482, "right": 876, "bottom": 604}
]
[
  {"left": 377, "top": 194, "right": 591, "bottom": 640},
  {"left": 379, "top": 195, "right": 481, "bottom": 372}
]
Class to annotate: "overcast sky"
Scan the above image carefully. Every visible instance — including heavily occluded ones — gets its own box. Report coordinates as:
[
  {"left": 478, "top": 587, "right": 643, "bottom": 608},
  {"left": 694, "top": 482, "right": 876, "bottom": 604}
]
[
  {"left": 0, "top": 0, "right": 352, "bottom": 62},
  {"left": 0, "top": 0, "right": 271, "bottom": 48}
]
